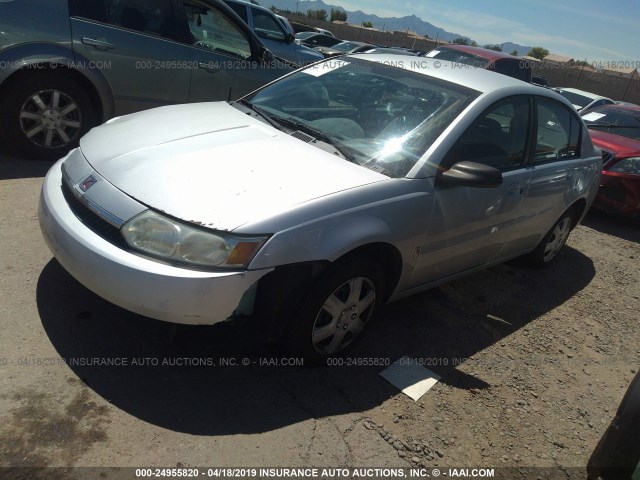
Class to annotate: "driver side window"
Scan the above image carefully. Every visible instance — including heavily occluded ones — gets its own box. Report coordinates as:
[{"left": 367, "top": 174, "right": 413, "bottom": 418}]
[
  {"left": 251, "top": 8, "right": 286, "bottom": 41},
  {"left": 183, "top": 1, "right": 252, "bottom": 59},
  {"left": 446, "top": 96, "right": 530, "bottom": 170}
]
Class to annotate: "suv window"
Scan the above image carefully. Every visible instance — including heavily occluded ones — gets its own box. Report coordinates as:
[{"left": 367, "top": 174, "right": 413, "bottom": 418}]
[
  {"left": 184, "top": 1, "right": 252, "bottom": 59},
  {"left": 251, "top": 7, "right": 286, "bottom": 41},
  {"left": 445, "top": 96, "right": 531, "bottom": 170},
  {"left": 69, "top": 0, "right": 178, "bottom": 40},
  {"left": 534, "top": 98, "right": 581, "bottom": 162}
]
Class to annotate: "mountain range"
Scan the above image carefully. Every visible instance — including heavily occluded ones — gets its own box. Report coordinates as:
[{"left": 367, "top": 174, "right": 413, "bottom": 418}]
[{"left": 263, "top": 0, "right": 532, "bottom": 56}]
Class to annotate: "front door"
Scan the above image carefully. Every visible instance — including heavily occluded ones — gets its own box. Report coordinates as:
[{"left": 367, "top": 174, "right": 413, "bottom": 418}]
[
  {"left": 412, "top": 95, "right": 534, "bottom": 284},
  {"left": 69, "top": 0, "right": 192, "bottom": 114}
]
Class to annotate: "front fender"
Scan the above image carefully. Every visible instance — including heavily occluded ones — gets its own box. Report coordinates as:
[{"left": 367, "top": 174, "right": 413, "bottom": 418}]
[
  {"left": 0, "top": 43, "right": 115, "bottom": 121},
  {"left": 247, "top": 187, "right": 431, "bottom": 270}
]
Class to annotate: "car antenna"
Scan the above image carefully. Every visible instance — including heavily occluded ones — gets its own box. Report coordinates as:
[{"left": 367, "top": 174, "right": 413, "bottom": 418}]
[{"left": 228, "top": 86, "right": 233, "bottom": 101}]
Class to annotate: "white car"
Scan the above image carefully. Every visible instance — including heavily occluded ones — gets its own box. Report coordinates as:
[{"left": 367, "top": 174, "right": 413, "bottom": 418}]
[
  {"left": 39, "top": 55, "right": 601, "bottom": 362},
  {"left": 553, "top": 87, "right": 615, "bottom": 112}
]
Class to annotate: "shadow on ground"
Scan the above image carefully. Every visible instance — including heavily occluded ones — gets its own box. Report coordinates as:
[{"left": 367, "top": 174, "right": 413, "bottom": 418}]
[
  {"left": 36, "top": 246, "right": 595, "bottom": 435},
  {"left": 582, "top": 209, "right": 639, "bottom": 244},
  {"left": 0, "top": 154, "right": 52, "bottom": 180}
]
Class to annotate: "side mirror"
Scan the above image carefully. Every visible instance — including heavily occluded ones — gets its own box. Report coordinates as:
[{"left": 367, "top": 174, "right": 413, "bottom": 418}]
[
  {"left": 285, "top": 33, "right": 295, "bottom": 44},
  {"left": 438, "top": 161, "right": 503, "bottom": 188},
  {"left": 259, "top": 47, "right": 274, "bottom": 64}
]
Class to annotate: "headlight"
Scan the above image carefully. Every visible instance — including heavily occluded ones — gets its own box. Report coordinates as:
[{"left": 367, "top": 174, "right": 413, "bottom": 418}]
[
  {"left": 609, "top": 157, "right": 640, "bottom": 175},
  {"left": 122, "top": 210, "right": 268, "bottom": 269}
]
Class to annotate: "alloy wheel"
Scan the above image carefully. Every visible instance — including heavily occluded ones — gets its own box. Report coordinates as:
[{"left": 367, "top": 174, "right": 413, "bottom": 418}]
[{"left": 19, "top": 89, "right": 82, "bottom": 149}]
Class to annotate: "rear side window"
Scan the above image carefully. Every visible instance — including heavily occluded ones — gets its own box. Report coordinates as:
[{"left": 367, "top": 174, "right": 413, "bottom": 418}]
[
  {"left": 68, "top": 0, "right": 184, "bottom": 42},
  {"left": 534, "top": 98, "right": 581, "bottom": 162}
]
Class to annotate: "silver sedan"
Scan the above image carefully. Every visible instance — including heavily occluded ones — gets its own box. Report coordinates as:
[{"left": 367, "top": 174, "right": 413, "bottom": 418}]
[{"left": 39, "top": 55, "right": 602, "bottom": 363}]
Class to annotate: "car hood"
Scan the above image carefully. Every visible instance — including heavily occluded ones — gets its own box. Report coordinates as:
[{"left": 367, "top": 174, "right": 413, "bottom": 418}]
[
  {"left": 80, "top": 102, "right": 386, "bottom": 231},
  {"left": 589, "top": 129, "right": 640, "bottom": 158}
]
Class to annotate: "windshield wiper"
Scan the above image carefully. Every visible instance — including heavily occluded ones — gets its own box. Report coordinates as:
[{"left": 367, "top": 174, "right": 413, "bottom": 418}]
[
  {"left": 268, "top": 115, "right": 358, "bottom": 163},
  {"left": 234, "top": 101, "right": 357, "bottom": 163},
  {"left": 234, "top": 99, "right": 282, "bottom": 130}
]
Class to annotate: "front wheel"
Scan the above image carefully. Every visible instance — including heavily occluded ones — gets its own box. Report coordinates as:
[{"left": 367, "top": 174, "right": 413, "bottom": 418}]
[
  {"left": 283, "top": 258, "right": 385, "bottom": 364},
  {"left": 521, "top": 208, "right": 576, "bottom": 268}
]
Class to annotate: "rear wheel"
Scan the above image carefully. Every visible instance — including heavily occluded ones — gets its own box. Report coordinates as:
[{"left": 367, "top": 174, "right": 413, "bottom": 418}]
[
  {"left": 282, "top": 257, "right": 384, "bottom": 365},
  {"left": 1, "top": 72, "right": 96, "bottom": 160},
  {"left": 521, "top": 208, "right": 575, "bottom": 268}
]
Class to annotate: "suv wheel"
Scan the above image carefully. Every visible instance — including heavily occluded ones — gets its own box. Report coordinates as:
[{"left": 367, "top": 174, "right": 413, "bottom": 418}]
[{"left": 1, "top": 72, "right": 96, "bottom": 160}]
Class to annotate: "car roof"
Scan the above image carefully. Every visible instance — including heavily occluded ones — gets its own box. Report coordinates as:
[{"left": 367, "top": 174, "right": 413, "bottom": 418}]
[
  {"left": 555, "top": 88, "right": 604, "bottom": 100},
  {"left": 223, "top": 0, "right": 275, "bottom": 14},
  {"left": 434, "top": 44, "right": 520, "bottom": 62},
  {"left": 349, "top": 54, "right": 540, "bottom": 93}
]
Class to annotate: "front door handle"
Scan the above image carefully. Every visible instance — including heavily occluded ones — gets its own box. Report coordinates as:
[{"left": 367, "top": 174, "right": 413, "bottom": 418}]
[
  {"left": 198, "top": 62, "right": 220, "bottom": 72},
  {"left": 81, "top": 37, "right": 115, "bottom": 49},
  {"left": 508, "top": 183, "right": 525, "bottom": 196}
]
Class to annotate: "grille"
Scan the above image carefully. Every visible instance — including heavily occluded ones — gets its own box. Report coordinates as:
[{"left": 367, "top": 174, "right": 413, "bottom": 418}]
[
  {"left": 61, "top": 181, "right": 129, "bottom": 250},
  {"left": 291, "top": 130, "right": 315, "bottom": 143},
  {"left": 601, "top": 150, "right": 615, "bottom": 165}
]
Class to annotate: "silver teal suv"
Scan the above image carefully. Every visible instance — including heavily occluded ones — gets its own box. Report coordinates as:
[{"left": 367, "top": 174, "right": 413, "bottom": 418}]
[{"left": 0, "top": 0, "right": 291, "bottom": 159}]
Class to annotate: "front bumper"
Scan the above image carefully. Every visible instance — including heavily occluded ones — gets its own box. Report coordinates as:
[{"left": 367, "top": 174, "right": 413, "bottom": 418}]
[{"left": 38, "top": 159, "right": 272, "bottom": 325}]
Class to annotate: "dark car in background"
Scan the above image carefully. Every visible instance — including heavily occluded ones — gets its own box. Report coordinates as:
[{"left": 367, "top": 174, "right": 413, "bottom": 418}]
[
  {"left": 587, "top": 372, "right": 640, "bottom": 480},
  {"left": 426, "top": 44, "right": 532, "bottom": 83},
  {"left": 581, "top": 104, "right": 640, "bottom": 218},
  {"left": 295, "top": 33, "right": 342, "bottom": 49},
  {"left": 0, "top": 0, "right": 291, "bottom": 159}
]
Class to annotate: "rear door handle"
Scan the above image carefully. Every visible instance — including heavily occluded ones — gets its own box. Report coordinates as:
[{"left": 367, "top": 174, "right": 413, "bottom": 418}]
[{"left": 81, "top": 37, "right": 115, "bottom": 49}]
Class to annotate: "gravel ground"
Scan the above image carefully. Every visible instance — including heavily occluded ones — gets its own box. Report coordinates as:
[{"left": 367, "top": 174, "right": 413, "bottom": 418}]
[
  {"left": 1, "top": 155, "right": 639, "bottom": 480},
  {"left": 359, "top": 211, "right": 640, "bottom": 471}
]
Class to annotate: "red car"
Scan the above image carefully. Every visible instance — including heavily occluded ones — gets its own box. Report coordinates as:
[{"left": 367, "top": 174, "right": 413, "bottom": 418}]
[{"left": 581, "top": 105, "right": 640, "bottom": 218}]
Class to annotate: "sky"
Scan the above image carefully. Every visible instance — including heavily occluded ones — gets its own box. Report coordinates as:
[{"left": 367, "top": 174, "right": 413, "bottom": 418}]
[{"left": 331, "top": 0, "right": 639, "bottom": 63}]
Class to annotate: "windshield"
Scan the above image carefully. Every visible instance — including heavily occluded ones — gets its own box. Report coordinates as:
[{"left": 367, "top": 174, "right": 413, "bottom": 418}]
[
  {"left": 245, "top": 58, "right": 479, "bottom": 178},
  {"left": 555, "top": 90, "right": 593, "bottom": 110},
  {"left": 582, "top": 107, "right": 640, "bottom": 141}
]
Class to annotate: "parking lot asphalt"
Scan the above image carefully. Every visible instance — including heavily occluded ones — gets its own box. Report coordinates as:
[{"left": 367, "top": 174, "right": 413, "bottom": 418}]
[{"left": 1, "top": 153, "right": 639, "bottom": 477}]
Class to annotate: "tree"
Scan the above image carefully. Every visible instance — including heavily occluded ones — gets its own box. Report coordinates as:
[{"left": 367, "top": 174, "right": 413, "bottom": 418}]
[
  {"left": 527, "top": 47, "right": 549, "bottom": 60},
  {"left": 306, "top": 9, "right": 328, "bottom": 21},
  {"left": 330, "top": 8, "right": 347, "bottom": 22},
  {"left": 510, "top": 49, "right": 519, "bottom": 56},
  {"left": 362, "top": 21, "right": 373, "bottom": 28},
  {"left": 484, "top": 44, "right": 502, "bottom": 52},
  {"left": 452, "top": 37, "right": 471, "bottom": 45}
]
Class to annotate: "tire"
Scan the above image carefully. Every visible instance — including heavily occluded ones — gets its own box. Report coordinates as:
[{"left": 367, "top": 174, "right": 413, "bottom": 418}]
[
  {"left": 282, "top": 257, "right": 385, "bottom": 365},
  {"left": 521, "top": 208, "right": 576, "bottom": 268},
  {"left": 1, "top": 71, "right": 96, "bottom": 160}
]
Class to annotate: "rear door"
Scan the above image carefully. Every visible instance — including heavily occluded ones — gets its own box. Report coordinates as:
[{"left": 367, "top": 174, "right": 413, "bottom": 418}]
[
  {"left": 69, "top": 0, "right": 192, "bottom": 114},
  {"left": 512, "top": 96, "right": 588, "bottom": 247}
]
